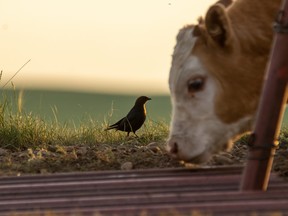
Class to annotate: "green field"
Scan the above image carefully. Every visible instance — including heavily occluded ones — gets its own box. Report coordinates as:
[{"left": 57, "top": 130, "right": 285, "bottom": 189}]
[
  {"left": 1, "top": 89, "right": 172, "bottom": 127},
  {"left": 1, "top": 88, "right": 288, "bottom": 175},
  {"left": 2, "top": 88, "right": 288, "bottom": 128}
]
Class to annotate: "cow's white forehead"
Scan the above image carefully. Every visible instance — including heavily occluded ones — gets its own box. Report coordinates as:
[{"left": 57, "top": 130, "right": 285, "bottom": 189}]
[
  {"left": 170, "top": 27, "right": 198, "bottom": 92},
  {"left": 173, "top": 27, "right": 195, "bottom": 63}
]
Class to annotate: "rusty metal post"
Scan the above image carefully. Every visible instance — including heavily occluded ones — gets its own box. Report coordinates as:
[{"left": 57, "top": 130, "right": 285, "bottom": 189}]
[{"left": 240, "top": 0, "right": 288, "bottom": 191}]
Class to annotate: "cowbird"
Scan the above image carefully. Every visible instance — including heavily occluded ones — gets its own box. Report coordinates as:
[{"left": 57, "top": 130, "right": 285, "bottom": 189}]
[{"left": 105, "top": 96, "right": 151, "bottom": 136}]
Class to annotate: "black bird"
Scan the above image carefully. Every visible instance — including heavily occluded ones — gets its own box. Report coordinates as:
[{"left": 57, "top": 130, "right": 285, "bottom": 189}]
[{"left": 105, "top": 96, "right": 151, "bottom": 136}]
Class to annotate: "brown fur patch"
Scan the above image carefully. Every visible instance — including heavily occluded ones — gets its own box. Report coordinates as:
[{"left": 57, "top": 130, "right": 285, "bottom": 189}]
[{"left": 192, "top": 0, "right": 281, "bottom": 123}]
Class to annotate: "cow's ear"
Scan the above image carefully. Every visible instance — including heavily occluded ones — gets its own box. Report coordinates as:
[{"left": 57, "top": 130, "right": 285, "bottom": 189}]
[
  {"left": 216, "top": 0, "right": 233, "bottom": 8},
  {"left": 205, "top": 4, "right": 232, "bottom": 47}
]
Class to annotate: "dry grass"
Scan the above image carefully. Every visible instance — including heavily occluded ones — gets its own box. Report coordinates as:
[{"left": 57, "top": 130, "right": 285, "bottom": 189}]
[
  {"left": 0, "top": 91, "right": 288, "bottom": 177},
  {"left": 0, "top": 92, "right": 183, "bottom": 175}
]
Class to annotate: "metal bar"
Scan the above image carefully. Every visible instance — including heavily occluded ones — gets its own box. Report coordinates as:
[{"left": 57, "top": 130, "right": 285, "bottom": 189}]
[
  {"left": 240, "top": 0, "right": 288, "bottom": 191},
  {"left": 0, "top": 167, "right": 286, "bottom": 215}
]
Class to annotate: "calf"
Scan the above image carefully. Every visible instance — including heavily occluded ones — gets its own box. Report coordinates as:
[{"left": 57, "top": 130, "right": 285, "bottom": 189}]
[{"left": 167, "top": 0, "right": 281, "bottom": 163}]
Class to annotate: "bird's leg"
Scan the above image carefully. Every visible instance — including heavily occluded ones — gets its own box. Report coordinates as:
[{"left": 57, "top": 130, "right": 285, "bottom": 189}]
[{"left": 133, "top": 133, "right": 139, "bottom": 138}]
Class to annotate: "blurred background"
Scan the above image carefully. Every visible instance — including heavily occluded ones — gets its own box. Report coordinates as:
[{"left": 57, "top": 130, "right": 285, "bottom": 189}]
[
  {"left": 1, "top": 0, "right": 288, "bottom": 126},
  {"left": 0, "top": 0, "right": 216, "bottom": 125}
]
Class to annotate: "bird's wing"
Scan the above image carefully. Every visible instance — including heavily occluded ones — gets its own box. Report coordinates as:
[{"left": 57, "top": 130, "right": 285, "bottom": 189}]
[
  {"left": 105, "top": 117, "right": 125, "bottom": 130},
  {"left": 125, "top": 108, "right": 146, "bottom": 131}
]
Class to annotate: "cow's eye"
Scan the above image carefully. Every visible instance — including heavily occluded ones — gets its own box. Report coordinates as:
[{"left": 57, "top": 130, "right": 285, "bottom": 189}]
[{"left": 187, "top": 77, "right": 205, "bottom": 93}]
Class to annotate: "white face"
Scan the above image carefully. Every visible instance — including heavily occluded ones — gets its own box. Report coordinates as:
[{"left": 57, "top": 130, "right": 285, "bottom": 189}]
[{"left": 167, "top": 27, "right": 252, "bottom": 163}]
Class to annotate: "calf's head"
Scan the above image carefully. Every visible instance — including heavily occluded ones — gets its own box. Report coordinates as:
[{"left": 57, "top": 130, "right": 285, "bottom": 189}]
[{"left": 167, "top": 3, "right": 269, "bottom": 163}]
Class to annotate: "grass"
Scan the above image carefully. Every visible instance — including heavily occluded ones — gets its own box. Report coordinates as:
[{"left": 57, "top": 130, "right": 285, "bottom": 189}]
[
  {"left": 0, "top": 91, "right": 182, "bottom": 175},
  {"left": 1, "top": 89, "right": 288, "bottom": 177},
  {"left": 1, "top": 89, "right": 172, "bottom": 126},
  {"left": 0, "top": 100, "right": 169, "bottom": 150}
]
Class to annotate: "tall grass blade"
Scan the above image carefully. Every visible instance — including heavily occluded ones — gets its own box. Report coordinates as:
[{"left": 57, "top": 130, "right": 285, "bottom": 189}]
[{"left": 2, "top": 59, "right": 31, "bottom": 88}]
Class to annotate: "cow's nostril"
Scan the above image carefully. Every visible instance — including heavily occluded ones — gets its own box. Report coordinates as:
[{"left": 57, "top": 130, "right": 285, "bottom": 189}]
[{"left": 170, "top": 142, "right": 178, "bottom": 154}]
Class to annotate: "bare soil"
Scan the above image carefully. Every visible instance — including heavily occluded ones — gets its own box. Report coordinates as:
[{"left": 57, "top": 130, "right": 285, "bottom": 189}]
[{"left": 0, "top": 135, "right": 287, "bottom": 177}]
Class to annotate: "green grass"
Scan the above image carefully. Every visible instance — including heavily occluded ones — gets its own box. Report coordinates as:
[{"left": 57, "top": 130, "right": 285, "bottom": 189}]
[
  {"left": 0, "top": 88, "right": 172, "bottom": 151},
  {"left": 0, "top": 92, "right": 178, "bottom": 175},
  {"left": 0, "top": 96, "right": 169, "bottom": 150},
  {"left": 1, "top": 89, "right": 288, "bottom": 176},
  {"left": 3, "top": 88, "right": 288, "bottom": 126},
  {"left": 1, "top": 89, "right": 172, "bottom": 127},
  {"left": 2, "top": 88, "right": 288, "bottom": 151}
]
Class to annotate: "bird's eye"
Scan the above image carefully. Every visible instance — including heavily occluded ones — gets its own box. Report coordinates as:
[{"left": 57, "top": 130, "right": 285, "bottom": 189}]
[{"left": 187, "top": 76, "right": 205, "bottom": 94}]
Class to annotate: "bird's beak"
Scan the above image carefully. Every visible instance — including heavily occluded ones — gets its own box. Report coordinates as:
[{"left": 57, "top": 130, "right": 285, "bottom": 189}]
[{"left": 148, "top": 97, "right": 152, "bottom": 100}]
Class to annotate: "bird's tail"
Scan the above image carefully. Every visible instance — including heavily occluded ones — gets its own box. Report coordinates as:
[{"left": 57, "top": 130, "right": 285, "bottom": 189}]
[{"left": 104, "top": 125, "right": 118, "bottom": 131}]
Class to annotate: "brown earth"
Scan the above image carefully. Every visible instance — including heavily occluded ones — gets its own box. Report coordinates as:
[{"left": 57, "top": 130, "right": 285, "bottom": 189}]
[{"left": 0, "top": 135, "right": 287, "bottom": 178}]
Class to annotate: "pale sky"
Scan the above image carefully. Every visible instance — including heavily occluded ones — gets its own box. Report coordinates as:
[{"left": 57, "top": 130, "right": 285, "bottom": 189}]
[{"left": 1, "top": 0, "right": 215, "bottom": 94}]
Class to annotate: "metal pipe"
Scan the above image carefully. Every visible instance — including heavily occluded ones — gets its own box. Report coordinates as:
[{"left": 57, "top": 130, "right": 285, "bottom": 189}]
[{"left": 240, "top": 0, "right": 288, "bottom": 191}]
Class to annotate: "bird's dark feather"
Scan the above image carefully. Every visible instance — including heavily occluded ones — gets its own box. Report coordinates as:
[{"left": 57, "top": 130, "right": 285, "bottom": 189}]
[{"left": 105, "top": 96, "right": 151, "bottom": 136}]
